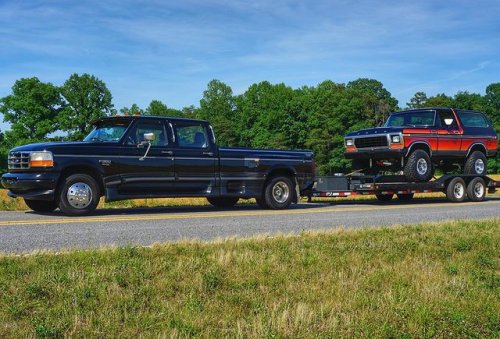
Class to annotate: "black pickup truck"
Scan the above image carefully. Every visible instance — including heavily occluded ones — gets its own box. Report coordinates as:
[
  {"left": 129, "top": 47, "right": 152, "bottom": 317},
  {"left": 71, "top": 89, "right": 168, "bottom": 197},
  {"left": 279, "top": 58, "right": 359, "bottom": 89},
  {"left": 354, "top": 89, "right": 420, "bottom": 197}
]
[{"left": 2, "top": 116, "right": 315, "bottom": 215}]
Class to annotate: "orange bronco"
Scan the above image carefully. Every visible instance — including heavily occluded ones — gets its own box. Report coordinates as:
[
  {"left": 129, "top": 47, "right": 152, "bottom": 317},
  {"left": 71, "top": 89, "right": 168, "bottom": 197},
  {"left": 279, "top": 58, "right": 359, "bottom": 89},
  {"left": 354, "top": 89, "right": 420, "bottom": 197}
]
[{"left": 344, "top": 108, "right": 498, "bottom": 181}]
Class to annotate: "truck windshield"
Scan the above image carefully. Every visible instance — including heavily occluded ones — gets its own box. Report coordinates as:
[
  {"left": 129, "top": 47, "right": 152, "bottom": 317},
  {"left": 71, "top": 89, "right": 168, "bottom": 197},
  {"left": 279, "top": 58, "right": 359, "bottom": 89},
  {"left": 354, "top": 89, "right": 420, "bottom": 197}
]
[
  {"left": 83, "top": 121, "right": 130, "bottom": 142},
  {"left": 385, "top": 111, "right": 435, "bottom": 127}
]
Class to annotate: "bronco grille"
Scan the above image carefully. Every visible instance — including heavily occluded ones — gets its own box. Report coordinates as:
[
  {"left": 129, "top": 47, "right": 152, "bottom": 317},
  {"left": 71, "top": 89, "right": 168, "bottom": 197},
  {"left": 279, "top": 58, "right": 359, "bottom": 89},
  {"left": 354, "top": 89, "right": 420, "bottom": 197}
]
[
  {"left": 354, "top": 136, "right": 388, "bottom": 148},
  {"left": 8, "top": 152, "right": 30, "bottom": 169}
]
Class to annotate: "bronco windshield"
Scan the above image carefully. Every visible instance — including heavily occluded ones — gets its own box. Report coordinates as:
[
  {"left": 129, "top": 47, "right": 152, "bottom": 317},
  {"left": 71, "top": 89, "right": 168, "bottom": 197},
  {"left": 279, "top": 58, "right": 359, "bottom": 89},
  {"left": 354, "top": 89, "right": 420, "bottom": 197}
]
[
  {"left": 385, "top": 110, "right": 435, "bottom": 127},
  {"left": 83, "top": 121, "right": 131, "bottom": 142}
]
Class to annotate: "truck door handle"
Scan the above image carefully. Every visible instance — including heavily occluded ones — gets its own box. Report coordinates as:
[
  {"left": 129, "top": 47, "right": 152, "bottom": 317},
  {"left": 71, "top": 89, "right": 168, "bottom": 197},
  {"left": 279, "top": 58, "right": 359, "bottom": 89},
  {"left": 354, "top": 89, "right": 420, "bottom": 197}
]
[
  {"left": 161, "top": 150, "right": 173, "bottom": 155},
  {"left": 203, "top": 152, "right": 214, "bottom": 156},
  {"left": 452, "top": 130, "right": 460, "bottom": 134},
  {"left": 430, "top": 130, "right": 437, "bottom": 134}
]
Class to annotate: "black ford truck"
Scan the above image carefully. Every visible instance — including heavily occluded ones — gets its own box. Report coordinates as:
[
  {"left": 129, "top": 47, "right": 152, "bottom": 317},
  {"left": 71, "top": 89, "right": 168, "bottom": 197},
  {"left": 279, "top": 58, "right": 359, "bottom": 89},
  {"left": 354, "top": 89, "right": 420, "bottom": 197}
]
[{"left": 2, "top": 116, "right": 315, "bottom": 215}]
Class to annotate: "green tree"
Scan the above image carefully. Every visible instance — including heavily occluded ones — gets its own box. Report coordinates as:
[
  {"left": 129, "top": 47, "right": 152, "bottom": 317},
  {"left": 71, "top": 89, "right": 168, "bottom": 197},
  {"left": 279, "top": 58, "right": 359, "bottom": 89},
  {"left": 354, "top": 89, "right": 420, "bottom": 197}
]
[
  {"left": 407, "top": 92, "right": 428, "bottom": 108},
  {"left": 59, "top": 73, "right": 113, "bottom": 140},
  {"left": 425, "top": 93, "right": 454, "bottom": 107},
  {"left": 453, "top": 91, "right": 484, "bottom": 111},
  {"left": 120, "top": 104, "right": 143, "bottom": 115},
  {"left": 0, "top": 77, "right": 62, "bottom": 146},
  {"left": 145, "top": 100, "right": 183, "bottom": 117}
]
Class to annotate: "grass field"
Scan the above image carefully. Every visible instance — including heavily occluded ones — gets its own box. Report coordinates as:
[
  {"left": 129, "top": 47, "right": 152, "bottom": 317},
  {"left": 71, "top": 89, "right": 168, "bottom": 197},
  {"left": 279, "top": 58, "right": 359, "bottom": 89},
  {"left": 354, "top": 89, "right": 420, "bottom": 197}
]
[
  {"left": 1, "top": 174, "right": 499, "bottom": 211},
  {"left": 1, "top": 218, "right": 499, "bottom": 337}
]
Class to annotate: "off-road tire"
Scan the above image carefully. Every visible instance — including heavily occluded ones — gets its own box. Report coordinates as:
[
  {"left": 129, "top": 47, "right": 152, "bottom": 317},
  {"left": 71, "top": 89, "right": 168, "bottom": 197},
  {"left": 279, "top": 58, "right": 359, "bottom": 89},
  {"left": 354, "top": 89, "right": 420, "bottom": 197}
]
[
  {"left": 24, "top": 199, "right": 58, "bottom": 213},
  {"left": 207, "top": 197, "right": 239, "bottom": 208},
  {"left": 464, "top": 151, "right": 487, "bottom": 175},
  {"left": 466, "top": 177, "right": 486, "bottom": 202},
  {"left": 264, "top": 176, "right": 294, "bottom": 210},
  {"left": 403, "top": 149, "right": 433, "bottom": 182},
  {"left": 58, "top": 174, "right": 100, "bottom": 216}
]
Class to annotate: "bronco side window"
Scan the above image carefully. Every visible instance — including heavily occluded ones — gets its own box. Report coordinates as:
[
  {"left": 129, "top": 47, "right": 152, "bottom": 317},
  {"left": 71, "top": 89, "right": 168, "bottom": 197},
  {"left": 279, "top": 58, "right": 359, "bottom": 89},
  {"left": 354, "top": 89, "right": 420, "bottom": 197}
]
[{"left": 438, "top": 111, "right": 459, "bottom": 129}]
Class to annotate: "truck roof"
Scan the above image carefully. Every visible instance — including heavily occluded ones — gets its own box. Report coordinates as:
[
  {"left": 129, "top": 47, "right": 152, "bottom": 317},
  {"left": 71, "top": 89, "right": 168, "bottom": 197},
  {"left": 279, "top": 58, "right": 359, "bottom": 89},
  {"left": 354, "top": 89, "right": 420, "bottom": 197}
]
[{"left": 91, "top": 115, "right": 209, "bottom": 125}]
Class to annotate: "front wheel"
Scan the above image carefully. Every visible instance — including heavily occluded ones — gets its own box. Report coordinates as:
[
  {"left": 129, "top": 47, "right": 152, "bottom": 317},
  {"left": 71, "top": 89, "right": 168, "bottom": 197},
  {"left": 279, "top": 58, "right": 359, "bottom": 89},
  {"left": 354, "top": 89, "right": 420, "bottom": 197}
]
[
  {"left": 207, "top": 197, "right": 239, "bottom": 208},
  {"left": 403, "top": 149, "right": 433, "bottom": 182},
  {"left": 58, "top": 174, "right": 100, "bottom": 216},
  {"left": 24, "top": 199, "right": 58, "bottom": 213},
  {"left": 264, "top": 176, "right": 294, "bottom": 209}
]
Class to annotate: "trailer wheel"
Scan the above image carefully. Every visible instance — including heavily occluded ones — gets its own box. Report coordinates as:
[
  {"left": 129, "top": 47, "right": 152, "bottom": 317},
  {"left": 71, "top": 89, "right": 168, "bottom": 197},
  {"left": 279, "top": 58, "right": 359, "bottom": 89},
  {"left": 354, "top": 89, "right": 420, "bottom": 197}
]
[
  {"left": 466, "top": 177, "right": 486, "bottom": 202},
  {"left": 207, "top": 197, "right": 239, "bottom": 208},
  {"left": 446, "top": 177, "right": 466, "bottom": 202},
  {"left": 264, "top": 176, "right": 294, "bottom": 209},
  {"left": 396, "top": 193, "right": 414, "bottom": 201},
  {"left": 375, "top": 194, "right": 394, "bottom": 202}
]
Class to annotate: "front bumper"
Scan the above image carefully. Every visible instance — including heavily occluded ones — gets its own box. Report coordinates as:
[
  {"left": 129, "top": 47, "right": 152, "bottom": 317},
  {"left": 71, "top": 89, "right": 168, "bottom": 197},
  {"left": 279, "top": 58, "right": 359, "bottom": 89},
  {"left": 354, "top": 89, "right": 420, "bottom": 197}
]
[
  {"left": 344, "top": 148, "right": 405, "bottom": 159},
  {"left": 1, "top": 172, "right": 60, "bottom": 201}
]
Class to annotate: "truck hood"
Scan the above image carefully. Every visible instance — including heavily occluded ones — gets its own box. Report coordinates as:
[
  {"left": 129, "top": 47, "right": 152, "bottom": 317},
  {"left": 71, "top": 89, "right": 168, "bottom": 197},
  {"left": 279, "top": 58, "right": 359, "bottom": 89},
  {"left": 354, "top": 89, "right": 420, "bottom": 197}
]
[
  {"left": 346, "top": 127, "right": 403, "bottom": 137},
  {"left": 10, "top": 141, "right": 114, "bottom": 152}
]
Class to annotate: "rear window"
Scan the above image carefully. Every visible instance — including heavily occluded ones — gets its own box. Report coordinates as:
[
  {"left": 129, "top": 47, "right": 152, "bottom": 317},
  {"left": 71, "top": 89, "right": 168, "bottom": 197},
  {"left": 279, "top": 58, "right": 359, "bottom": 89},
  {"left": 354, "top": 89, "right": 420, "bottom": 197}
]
[{"left": 458, "top": 112, "right": 489, "bottom": 128}]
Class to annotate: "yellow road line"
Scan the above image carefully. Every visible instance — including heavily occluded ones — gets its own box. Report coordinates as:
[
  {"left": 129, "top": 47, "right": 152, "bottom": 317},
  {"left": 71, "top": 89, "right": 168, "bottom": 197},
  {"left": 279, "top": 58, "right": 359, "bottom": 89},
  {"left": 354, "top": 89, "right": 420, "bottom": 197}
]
[{"left": 0, "top": 200, "right": 499, "bottom": 227}]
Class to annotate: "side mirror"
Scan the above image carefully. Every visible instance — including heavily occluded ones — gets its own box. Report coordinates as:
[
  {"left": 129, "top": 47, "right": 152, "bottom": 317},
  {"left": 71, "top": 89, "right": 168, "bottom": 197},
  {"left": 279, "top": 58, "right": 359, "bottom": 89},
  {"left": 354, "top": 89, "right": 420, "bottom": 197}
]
[
  {"left": 444, "top": 118, "right": 454, "bottom": 126},
  {"left": 138, "top": 133, "right": 155, "bottom": 160}
]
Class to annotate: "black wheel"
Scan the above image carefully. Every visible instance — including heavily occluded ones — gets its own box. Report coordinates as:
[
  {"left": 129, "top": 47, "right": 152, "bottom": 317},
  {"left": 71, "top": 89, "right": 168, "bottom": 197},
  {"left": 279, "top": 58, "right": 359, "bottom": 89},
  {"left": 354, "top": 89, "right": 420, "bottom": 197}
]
[
  {"left": 396, "top": 193, "right": 414, "bottom": 201},
  {"left": 446, "top": 177, "right": 466, "bottom": 202},
  {"left": 464, "top": 151, "right": 487, "bottom": 175},
  {"left": 466, "top": 177, "right": 486, "bottom": 202},
  {"left": 206, "top": 197, "right": 239, "bottom": 208},
  {"left": 255, "top": 196, "right": 269, "bottom": 209},
  {"left": 404, "top": 149, "right": 433, "bottom": 182},
  {"left": 58, "top": 174, "right": 100, "bottom": 216},
  {"left": 24, "top": 199, "right": 58, "bottom": 213},
  {"left": 264, "top": 176, "right": 294, "bottom": 209},
  {"left": 376, "top": 194, "right": 394, "bottom": 202}
]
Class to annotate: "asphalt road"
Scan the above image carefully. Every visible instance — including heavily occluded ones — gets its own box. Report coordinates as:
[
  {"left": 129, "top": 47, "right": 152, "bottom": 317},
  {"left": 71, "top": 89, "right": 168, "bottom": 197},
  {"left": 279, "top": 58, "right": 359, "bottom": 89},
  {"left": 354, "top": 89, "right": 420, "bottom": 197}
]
[{"left": 0, "top": 197, "right": 499, "bottom": 254}]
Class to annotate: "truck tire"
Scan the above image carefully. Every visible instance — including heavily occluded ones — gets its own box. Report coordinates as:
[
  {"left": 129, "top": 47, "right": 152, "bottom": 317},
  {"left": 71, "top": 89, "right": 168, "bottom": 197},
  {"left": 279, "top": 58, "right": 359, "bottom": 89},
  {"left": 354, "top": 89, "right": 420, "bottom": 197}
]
[
  {"left": 403, "top": 150, "right": 433, "bottom": 182},
  {"left": 58, "top": 174, "right": 100, "bottom": 216},
  {"left": 264, "top": 176, "right": 294, "bottom": 209},
  {"left": 396, "top": 193, "right": 414, "bottom": 201},
  {"left": 207, "top": 197, "right": 239, "bottom": 208},
  {"left": 464, "top": 151, "right": 487, "bottom": 175},
  {"left": 24, "top": 199, "right": 58, "bottom": 213},
  {"left": 446, "top": 177, "right": 466, "bottom": 202},
  {"left": 375, "top": 194, "right": 393, "bottom": 202},
  {"left": 466, "top": 177, "right": 486, "bottom": 202}
]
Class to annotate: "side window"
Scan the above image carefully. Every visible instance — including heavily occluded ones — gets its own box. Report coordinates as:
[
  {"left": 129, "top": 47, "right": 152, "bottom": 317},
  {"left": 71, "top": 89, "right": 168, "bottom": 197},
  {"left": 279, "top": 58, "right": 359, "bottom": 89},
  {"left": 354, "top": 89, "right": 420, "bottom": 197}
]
[
  {"left": 458, "top": 112, "right": 489, "bottom": 128},
  {"left": 126, "top": 121, "right": 168, "bottom": 146},
  {"left": 176, "top": 123, "right": 209, "bottom": 149},
  {"left": 438, "top": 111, "right": 459, "bottom": 129}
]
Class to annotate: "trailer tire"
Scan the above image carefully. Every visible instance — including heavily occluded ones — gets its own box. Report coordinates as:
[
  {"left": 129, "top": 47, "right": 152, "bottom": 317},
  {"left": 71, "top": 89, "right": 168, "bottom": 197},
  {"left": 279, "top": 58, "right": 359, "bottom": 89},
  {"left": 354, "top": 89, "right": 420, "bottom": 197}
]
[
  {"left": 446, "top": 177, "right": 466, "bottom": 202},
  {"left": 207, "top": 197, "right": 239, "bottom": 208},
  {"left": 404, "top": 149, "right": 433, "bottom": 182},
  {"left": 464, "top": 151, "right": 487, "bottom": 175},
  {"left": 396, "top": 193, "right": 414, "bottom": 201},
  {"left": 376, "top": 193, "right": 394, "bottom": 202},
  {"left": 466, "top": 177, "right": 486, "bottom": 202},
  {"left": 264, "top": 176, "right": 294, "bottom": 209}
]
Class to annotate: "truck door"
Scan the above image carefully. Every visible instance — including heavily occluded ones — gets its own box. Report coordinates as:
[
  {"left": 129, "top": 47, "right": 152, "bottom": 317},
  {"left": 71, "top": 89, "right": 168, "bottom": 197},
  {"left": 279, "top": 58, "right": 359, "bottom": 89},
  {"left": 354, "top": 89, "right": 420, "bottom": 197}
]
[
  {"left": 118, "top": 119, "right": 175, "bottom": 195},
  {"left": 172, "top": 121, "right": 217, "bottom": 195},
  {"left": 436, "top": 109, "right": 463, "bottom": 156}
]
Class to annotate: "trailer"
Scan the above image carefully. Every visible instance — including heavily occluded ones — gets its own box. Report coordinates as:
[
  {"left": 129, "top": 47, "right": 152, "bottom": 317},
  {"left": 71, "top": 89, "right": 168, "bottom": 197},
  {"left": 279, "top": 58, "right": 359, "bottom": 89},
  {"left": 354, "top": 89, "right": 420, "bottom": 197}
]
[{"left": 311, "top": 174, "right": 498, "bottom": 203}]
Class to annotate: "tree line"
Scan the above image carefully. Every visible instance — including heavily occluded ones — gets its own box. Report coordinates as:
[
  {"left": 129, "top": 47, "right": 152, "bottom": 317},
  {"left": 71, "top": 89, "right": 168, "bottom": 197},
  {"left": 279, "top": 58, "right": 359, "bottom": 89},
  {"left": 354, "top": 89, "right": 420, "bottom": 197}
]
[{"left": 0, "top": 74, "right": 499, "bottom": 174}]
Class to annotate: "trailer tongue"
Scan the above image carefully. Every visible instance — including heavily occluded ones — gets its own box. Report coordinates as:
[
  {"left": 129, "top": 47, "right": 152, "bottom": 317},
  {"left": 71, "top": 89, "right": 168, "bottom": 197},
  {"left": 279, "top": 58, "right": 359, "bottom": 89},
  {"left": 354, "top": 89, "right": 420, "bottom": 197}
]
[{"left": 311, "top": 174, "right": 498, "bottom": 203}]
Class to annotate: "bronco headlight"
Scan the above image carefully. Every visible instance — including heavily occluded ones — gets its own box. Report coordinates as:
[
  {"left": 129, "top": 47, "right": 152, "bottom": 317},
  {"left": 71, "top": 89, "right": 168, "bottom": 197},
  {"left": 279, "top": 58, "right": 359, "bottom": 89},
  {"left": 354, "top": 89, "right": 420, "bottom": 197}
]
[
  {"left": 391, "top": 135, "right": 401, "bottom": 143},
  {"left": 30, "top": 151, "right": 54, "bottom": 167},
  {"left": 345, "top": 138, "right": 354, "bottom": 147}
]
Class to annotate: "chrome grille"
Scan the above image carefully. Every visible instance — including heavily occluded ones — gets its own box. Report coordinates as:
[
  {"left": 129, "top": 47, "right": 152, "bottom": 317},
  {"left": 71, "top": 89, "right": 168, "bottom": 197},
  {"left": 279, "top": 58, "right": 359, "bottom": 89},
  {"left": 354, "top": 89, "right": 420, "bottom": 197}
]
[
  {"left": 8, "top": 152, "right": 30, "bottom": 169},
  {"left": 354, "top": 136, "right": 388, "bottom": 148}
]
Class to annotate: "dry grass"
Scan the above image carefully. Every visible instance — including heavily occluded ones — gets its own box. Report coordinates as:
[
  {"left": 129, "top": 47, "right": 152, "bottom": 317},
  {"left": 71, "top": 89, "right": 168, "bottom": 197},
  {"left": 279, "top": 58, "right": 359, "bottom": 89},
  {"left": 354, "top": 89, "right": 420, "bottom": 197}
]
[{"left": 0, "top": 218, "right": 499, "bottom": 337}]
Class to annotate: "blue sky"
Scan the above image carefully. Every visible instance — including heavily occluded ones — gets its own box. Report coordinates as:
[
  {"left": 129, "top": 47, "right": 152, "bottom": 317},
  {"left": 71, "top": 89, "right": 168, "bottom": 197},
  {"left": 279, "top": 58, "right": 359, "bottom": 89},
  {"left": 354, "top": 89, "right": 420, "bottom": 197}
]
[{"left": 1, "top": 0, "right": 499, "bottom": 129}]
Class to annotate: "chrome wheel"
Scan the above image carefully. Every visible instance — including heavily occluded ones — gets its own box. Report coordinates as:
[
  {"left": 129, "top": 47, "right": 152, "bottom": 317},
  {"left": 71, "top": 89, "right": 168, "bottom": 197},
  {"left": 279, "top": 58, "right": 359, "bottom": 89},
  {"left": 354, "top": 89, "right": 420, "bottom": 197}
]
[
  {"left": 474, "top": 159, "right": 485, "bottom": 174},
  {"left": 272, "top": 181, "right": 290, "bottom": 204},
  {"left": 473, "top": 181, "right": 484, "bottom": 198},
  {"left": 416, "top": 158, "right": 428, "bottom": 176},
  {"left": 67, "top": 182, "right": 92, "bottom": 209},
  {"left": 453, "top": 182, "right": 464, "bottom": 199}
]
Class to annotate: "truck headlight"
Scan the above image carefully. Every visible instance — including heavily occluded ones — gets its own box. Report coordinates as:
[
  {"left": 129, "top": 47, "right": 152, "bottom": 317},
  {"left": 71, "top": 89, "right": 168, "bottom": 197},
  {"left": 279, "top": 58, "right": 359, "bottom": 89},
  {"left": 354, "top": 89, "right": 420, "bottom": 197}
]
[
  {"left": 30, "top": 151, "right": 54, "bottom": 167},
  {"left": 345, "top": 138, "right": 354, "bottom": 147},
  {"left": 391, "top": 135, "right": 401, "bottom": 143}
]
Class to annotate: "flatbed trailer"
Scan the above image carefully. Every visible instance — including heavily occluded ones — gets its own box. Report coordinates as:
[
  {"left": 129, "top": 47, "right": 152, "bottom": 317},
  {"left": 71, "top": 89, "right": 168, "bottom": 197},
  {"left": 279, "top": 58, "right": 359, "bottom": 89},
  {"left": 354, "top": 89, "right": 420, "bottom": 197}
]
[{"left": 311, "top": 174, "right": 498, "bottom": 202}]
